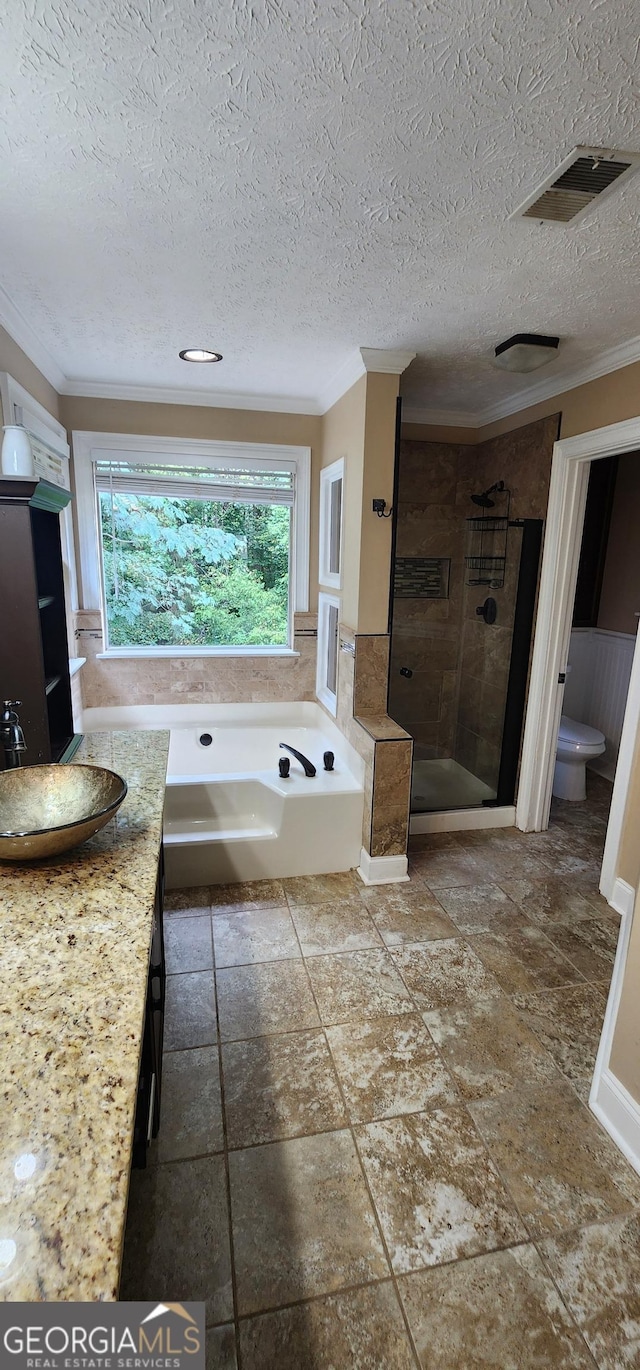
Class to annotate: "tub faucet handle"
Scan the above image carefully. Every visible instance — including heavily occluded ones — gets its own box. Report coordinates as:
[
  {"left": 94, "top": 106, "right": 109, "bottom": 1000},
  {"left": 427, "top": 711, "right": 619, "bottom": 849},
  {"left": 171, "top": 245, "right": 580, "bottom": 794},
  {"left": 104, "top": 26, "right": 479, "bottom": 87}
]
[
  {"left": 279, "top": 743, "right": 316, "bottom": 777},
  {"left": 323, "top": 751, "right": 334, "bottom": 771},
  {"left": 279, "top": 756, "right": 290, "bottom": 778}
]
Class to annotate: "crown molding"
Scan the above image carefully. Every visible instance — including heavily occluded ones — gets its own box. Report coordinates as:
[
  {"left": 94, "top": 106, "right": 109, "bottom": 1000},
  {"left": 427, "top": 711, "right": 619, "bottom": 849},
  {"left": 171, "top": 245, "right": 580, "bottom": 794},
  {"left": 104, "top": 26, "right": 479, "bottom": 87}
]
[
  {"left": 402, "top": 331, "right": 640, "bottom": 432},
  {"left": 360, "top": 347, "right": 417, "bottom": 374},
  {"left": 318, "top": 347, "right": 417, "bottom": 414},
  {"left": 317, "top": 351, "right": 368, "bottom": 413},
  {"left": 0, "top": 285, "right": 67, "bottom": 392},
  {"left": 60, "top": 377, "right": 323, "bottom": 415},
  {"left": 477, "top": 331, "right": 640, "bottom": 427}
]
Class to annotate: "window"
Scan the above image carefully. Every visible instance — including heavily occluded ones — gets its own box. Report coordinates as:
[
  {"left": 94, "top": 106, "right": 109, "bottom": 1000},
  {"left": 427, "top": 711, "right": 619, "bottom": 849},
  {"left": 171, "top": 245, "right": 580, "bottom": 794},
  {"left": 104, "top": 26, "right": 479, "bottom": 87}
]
[
  {"left": 317, "top": 591, "right": 341, "bottom": 715},
  {"left": 319, "top": 458, "right": 344, "bottom": 589},
  {"left": 73, "top": 434, "right": 311, "bottom": 656}
]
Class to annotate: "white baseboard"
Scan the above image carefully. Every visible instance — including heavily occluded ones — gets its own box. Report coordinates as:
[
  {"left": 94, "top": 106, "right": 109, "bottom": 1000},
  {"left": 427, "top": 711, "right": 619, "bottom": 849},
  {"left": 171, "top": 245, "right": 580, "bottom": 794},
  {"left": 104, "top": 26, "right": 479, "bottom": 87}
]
[
  {"left": 591, "top": 1069, "right": 640, "bottom": 1176},
  {"left": 589, "top": 878, "right": 638, "bottom": 1168},
  {"left": 607, "top": 876, "right": 636, "bottom": 918},
  {"left": 410, "top": 805, "right": 516, "bottom": 835},
  {"left": 588, "top": 756, "right": 617, "bottom": 783},
  {"left": 357, "top": 849, "right": 410, "bottom": 885}
]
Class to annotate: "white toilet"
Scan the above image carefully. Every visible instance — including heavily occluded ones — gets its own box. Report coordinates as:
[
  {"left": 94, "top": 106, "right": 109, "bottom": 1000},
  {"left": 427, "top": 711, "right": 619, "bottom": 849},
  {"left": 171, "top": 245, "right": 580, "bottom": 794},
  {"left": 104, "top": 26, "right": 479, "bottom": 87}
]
[{"left": 553, "top": 714, "right": 606, "bottom": 801}]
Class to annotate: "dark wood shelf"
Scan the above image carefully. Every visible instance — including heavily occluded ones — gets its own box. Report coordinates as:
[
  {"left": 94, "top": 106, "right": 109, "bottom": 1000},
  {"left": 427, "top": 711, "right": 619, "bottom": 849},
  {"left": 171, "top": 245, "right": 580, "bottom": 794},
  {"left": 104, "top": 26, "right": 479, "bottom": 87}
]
[{"left": 0, "top": 484, "right": 77, "bottom": 768}]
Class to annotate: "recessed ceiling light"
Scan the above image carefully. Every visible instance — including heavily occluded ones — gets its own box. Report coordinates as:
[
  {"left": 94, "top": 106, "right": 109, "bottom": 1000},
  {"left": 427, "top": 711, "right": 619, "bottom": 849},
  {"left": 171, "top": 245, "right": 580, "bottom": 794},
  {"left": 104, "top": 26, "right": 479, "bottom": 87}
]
[
  {"left": 179, "top": 348, "right": 223, "bottom": 363},
  {"left": 492, "top": 333, "right": 559, "bottom": 373}
]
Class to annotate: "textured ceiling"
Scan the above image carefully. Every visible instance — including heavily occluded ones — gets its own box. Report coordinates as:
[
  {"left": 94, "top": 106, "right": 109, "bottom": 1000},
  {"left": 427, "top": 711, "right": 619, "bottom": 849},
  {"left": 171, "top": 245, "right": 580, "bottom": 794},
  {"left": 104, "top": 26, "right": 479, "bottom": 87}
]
[{"left": 1, "top": 0, "right": 640, "bottom": 414}]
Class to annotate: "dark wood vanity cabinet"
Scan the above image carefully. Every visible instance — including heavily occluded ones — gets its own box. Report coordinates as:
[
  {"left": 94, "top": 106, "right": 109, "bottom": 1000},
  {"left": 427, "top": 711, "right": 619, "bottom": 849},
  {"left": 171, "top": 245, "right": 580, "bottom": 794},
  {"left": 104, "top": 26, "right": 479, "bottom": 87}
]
[
  {"left": 132, "top": 853, "right": 166, "bottom": 1168},
  {"left": 0, "top": 477, "right": 78, "bottom": 768}
]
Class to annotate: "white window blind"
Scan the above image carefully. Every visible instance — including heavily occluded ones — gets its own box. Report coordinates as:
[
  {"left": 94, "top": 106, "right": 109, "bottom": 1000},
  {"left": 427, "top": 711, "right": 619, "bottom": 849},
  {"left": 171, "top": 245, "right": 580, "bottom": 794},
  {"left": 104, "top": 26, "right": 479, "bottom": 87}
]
[
  {"left": 319, "top": 458, "right": 344, "bottom": 590},
  {"left": 329, "top": 479, "right": 342, "bottom": 575},
  {"left": 317, "top": 591, "right": 341, "bottom": 715},
  {"left": 94, "top": 460, "right": 294, "bottom": 507},
  {"left": 326, "top": 602, "right": 339, "bottom": 694}
]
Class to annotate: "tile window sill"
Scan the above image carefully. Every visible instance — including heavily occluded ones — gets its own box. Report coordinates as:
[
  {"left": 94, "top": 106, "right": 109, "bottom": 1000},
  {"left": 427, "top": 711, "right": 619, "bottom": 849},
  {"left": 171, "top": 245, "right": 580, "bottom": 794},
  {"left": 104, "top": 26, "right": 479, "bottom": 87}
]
[{"left": 96, "top": 648, "right": 301, "bottom": 661}]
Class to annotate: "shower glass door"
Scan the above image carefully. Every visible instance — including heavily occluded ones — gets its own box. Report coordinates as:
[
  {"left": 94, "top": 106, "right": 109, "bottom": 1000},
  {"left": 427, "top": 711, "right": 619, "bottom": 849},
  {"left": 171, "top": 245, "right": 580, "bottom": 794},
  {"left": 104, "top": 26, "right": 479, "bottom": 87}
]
[{"left": 387, "top": 430, "right": 547, "bottom": 814}]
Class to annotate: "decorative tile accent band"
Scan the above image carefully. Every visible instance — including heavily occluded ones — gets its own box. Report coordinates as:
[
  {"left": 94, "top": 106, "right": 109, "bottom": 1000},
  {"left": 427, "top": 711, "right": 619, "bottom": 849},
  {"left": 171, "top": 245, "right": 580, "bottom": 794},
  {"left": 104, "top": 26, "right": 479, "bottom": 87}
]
[{"left": 394, "top": 557, "right": 450, "bottom": 599}]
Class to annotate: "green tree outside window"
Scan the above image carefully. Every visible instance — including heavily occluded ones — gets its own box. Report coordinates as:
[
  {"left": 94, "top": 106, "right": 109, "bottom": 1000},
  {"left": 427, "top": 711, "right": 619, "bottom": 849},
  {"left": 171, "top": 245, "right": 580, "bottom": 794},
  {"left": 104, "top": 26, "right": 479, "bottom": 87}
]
[{"left": 99, "top": 492, "right": 290, "bottom": 648}]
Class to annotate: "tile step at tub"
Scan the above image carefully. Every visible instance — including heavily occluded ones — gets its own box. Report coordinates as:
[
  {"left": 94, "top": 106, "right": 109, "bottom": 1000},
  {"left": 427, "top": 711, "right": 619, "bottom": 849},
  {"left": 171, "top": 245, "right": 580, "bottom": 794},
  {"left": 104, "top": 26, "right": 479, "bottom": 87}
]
[{"left": 163, "top": 819, "right": 277, "bottom": 844}]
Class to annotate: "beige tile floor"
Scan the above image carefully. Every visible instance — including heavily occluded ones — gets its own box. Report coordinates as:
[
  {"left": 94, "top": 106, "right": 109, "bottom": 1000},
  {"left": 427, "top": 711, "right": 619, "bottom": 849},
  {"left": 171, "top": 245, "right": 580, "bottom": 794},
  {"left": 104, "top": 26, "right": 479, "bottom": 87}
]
[{"left": 120, "top": 773, "right": 640, "bottom": 1368}]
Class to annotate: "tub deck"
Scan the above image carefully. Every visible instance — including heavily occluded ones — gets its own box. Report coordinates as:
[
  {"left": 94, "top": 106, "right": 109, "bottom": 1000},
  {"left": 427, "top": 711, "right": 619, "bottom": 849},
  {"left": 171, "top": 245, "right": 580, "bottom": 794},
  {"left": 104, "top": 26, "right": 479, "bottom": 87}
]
[{"left": 82, "top": 703, "right": 365, "bottom": 887}]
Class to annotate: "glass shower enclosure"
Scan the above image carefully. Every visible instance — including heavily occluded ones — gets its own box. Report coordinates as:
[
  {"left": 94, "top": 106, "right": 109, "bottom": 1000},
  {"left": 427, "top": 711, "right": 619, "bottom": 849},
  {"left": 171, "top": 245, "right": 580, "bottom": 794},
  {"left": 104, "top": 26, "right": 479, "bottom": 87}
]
[{"left": 387, "top": 426, "right": 547, "bottom": 815}]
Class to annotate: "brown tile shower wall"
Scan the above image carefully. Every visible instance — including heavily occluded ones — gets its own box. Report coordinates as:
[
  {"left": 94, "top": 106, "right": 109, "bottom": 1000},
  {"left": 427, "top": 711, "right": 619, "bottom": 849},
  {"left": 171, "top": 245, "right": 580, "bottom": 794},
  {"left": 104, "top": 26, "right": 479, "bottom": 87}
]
[
  {"left": 390, "top": 416, "right": 559, "bottom": 782},
  {"left": 75, "top": 612, "right": 317, "bottom": 708},
  {"left": 353, "top": 633, "right": 390, "bottom": 715},
  {"left": 454, "top": 416, "right": 559, "bottom": 786},
  {"left": 334, "top": 631, "right": 376, "bottom": 850},
  {"left": 333, "top": 628, "right": 412, "bottom": 859},
  {"left": 456, "top": 554, "right": 519, "bottom": 787},
  {"left": 367, "top": 732, "right": 413, "bottom": 857},
  {"left": 389, "top": 441, "right": 469, "bottom": 758}
]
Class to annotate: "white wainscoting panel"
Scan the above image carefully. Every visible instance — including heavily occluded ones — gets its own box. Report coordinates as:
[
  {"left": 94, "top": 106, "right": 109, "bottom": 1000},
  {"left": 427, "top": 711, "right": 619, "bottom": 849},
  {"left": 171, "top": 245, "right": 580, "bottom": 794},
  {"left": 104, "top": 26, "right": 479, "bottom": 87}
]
[
  {"left": 563, "top": 628, "right": 591, "bottom": 720},
  {"left": 566, "top": 628, "right": 637, "bottom": 775}
]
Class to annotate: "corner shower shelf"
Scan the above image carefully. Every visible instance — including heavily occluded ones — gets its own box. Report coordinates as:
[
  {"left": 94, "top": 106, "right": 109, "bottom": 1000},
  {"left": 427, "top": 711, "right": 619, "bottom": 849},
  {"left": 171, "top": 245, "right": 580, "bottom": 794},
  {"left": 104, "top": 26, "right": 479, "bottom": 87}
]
[
  {"left": 466, "top": 516, "right": 509, "bottom": 533},
  {"left": 465, "top": 514, "right": 509, "bottom": 588}
]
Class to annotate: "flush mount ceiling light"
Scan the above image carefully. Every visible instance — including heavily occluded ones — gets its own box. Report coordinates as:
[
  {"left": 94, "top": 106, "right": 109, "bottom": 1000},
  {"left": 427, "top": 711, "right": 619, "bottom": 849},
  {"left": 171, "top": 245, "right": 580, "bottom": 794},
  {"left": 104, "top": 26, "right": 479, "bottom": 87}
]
[
  {"left": 492, "top": 333, "right": 560, "bottom": 374},
  {"left": 178, "top": 348, "right": 223, "bottom": 363}
]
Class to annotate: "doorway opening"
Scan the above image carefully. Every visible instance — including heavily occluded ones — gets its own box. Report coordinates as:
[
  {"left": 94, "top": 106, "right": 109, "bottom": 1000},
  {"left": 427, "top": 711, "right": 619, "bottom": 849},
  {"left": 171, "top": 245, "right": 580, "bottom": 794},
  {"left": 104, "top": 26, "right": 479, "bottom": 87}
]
[
  {"left": 547, "top": 447, "right": 640, "bottom": 852},
  {"left": 516, "top": 414, "right": 640, "bottom": 912},
  {"left": 561, "top": 450, "right": 639, "bottom": 795}
]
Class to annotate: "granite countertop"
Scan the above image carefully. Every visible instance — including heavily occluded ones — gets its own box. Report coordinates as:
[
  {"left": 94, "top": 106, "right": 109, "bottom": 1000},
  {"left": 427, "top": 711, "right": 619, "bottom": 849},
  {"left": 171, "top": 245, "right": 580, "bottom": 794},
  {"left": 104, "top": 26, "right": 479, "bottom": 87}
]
[{"left": 0, "top": 730, "right": 169, "bottom": 1302}]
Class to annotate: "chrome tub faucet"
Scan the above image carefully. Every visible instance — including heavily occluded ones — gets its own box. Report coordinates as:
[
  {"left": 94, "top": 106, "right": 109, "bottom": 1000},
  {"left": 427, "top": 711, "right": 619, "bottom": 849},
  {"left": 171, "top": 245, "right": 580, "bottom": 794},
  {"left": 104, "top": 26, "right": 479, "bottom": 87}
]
[{"left": 1, "top": 701, "right": 27, "bottom": 769}]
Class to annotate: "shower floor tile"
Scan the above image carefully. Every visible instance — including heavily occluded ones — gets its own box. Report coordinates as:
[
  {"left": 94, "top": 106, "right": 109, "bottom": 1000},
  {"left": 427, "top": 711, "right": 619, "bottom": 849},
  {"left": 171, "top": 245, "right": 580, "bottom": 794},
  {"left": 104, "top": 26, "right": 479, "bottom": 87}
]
[{"left": 411, "top": 757, "right": 496, "bottom": 812}]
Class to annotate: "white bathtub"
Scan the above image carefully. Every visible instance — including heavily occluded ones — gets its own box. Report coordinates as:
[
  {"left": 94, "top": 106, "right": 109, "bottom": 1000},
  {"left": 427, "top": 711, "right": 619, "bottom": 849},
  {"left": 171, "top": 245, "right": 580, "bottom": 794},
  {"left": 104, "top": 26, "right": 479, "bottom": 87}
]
[{"left": 81, "top": 702, "right": 365, "bottom": 888}]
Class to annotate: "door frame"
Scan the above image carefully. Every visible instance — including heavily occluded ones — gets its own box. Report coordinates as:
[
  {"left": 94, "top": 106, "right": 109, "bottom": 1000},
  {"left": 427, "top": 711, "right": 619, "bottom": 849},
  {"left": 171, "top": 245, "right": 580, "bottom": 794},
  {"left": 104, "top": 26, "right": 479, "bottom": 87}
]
[{"left": 515, "top": 414, "right": 640, "bottom": 901}]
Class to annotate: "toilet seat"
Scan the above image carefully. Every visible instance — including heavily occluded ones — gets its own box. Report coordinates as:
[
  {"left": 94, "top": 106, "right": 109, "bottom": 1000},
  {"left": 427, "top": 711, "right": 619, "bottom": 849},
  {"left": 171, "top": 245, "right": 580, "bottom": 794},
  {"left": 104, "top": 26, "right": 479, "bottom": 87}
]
[{"left": 558, "top": 715, "right": 605, "bottom": 752}]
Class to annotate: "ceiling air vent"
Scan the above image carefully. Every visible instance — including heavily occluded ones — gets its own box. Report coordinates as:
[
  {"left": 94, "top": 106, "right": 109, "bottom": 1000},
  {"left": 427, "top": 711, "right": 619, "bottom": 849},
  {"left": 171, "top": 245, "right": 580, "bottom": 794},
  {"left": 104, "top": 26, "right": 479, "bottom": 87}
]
[{"left": 512, "top": 146, "right": 640, "bottom": 224}]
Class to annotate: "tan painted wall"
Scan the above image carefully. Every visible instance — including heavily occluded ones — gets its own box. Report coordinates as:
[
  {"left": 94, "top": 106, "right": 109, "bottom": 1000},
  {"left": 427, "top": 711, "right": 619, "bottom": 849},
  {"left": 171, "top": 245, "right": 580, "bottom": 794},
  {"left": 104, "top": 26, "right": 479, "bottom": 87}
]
[
  {"left": 0, "top": 325, "right": 60, "bottom": 421},
  {"left": 58, "top": 394, "right": 321, "bottom": 447},
  {"left": 597, "top": 453, "right": 640, "bottom": 636},
  {"left": 319, "top": 375, "right": 367, "bottom": 630},
  {"left": 359, "top": 372, "right": 401, "bottom": 634},
  {"left": 319, "top": 372, "right": 400, "bottom": 634},
  {"left": 610, "top": 732, "right": 640, "bottom": 1098}
]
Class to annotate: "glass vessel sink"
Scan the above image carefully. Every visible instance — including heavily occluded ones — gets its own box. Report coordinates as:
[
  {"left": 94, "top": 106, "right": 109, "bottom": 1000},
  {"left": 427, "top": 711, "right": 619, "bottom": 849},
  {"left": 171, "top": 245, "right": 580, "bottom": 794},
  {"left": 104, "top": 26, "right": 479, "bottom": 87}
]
[{"left": 0, "top": 763, "right": 127, "bottom": 861}]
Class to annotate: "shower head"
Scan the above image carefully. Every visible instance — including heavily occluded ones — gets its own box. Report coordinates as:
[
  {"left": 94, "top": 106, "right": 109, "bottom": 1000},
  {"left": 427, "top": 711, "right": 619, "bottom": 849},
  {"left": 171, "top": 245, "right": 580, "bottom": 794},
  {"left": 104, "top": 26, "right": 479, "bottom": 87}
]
[{"left": 471, "top": 480, "right": 505, "bottom": 509}]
